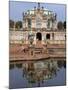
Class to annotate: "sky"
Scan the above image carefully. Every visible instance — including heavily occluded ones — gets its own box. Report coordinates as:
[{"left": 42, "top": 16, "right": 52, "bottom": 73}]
[{"left": 9, "top": 1, "right": 66, "bottom": 22}]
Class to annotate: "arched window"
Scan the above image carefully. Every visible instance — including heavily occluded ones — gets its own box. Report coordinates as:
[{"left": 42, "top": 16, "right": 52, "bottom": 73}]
[
  {"left": 52, "top": 33, "right": 54, "bottom": 40},
  {"left": 28, "top": 19, "right": 31, "bottom": 28},
  {"left": 36, "top": 32, "right": 42, "bottom": 40},
  {"left": 47, "top": 19, "right": 50, "bottom": 28},
  {"left": 46, "top": 34, "right": 50, "bottom": 39}
]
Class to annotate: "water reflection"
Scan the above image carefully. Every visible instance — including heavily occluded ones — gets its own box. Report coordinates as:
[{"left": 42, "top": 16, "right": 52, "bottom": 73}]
[
  {"left": 9, "top": 60, "right": 66, "bottom": 88},
  {"left": 22, "top": 61, "right": 57, "bottom": 85}
]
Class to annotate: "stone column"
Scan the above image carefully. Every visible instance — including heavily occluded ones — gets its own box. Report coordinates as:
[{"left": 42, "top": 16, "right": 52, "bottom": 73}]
[
  {"left": 34, "top": 33, "right": 36, "bottom": 45},
  {"left": 42, "top": 33, "right": 45, "bottom": 44},
  {"left": 50, "top": 33, "right": 52, "bottom": 40}
]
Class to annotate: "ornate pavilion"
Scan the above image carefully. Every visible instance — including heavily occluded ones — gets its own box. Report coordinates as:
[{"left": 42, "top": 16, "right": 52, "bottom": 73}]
[{"left": 10, "top": 3, "right": 65, "bottom": 45}]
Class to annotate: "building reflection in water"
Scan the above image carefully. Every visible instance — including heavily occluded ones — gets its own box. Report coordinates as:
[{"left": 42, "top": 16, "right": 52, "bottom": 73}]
[{"left": 10, "top": 60, "right": 66, "bottom": 87}]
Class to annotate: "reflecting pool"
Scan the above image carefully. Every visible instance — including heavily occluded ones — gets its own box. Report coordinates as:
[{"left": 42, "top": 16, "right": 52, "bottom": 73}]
[{"left": 9, "top": 59, "right": 66, "bottom": 89}]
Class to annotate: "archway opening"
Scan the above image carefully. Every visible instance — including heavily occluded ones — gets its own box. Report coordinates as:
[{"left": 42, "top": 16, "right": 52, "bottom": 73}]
[
  {"left": 36, "top": 32, "right": 42, "bottom": 41},
  {"left": 46, "top": 34, "right": 50, "bottom": 39}
]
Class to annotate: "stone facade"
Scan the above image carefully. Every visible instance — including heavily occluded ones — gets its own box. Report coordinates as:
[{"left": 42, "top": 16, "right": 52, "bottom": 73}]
[{"left": 9, "top": 3, "right": 66, "bottom": 45}]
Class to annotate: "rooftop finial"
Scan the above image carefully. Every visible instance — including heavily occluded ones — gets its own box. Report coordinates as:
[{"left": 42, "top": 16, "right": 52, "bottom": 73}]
[
  {"left": 34, "top": 6, "right": 36, "bottom": 10},
  {"left": 38, "top": 2, "right": 40, "bottom": 9},
  {"left": 42, "top": 6, "right": 44, "bottom": 9}
]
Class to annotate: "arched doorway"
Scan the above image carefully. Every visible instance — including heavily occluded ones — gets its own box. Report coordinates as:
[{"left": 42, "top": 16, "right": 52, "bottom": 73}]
[
  {"left": 46, "top": 34, "right": 50, "bottom": 39},
  {"left": 36, "top": 32, "right": 42, "bottom": 41}
]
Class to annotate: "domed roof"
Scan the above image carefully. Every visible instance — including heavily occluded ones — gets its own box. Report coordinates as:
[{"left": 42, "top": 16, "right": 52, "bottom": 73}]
[
  {"left": 25, "top": 8, "right": 53, "bottom": 15},
  {"left": 23, "top": 3, "right": 54, "bottom": 16}
]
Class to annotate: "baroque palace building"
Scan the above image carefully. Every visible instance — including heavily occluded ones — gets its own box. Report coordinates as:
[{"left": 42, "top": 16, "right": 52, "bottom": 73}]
[{"left": 10, "top": 3, "right": 65, "bottom": 45}]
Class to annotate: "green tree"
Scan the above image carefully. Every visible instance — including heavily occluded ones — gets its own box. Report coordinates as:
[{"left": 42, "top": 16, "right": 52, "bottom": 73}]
[
  {"left": 15, "top": 21, "right": 22, "bottom": 29},
  {"left": 9, "top": 20, "right": 14, "bottom": 28},
  {"left": 63, "top": 21, "right": 66, "bottom": 29},
  {"left": 57, "top": 21, "right": 63, "bottom": 30}
]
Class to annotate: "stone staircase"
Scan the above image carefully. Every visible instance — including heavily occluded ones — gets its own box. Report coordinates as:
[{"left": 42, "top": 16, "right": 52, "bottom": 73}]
[{"left": 30, "top": 41, "right": 49, "bottom": 56}]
